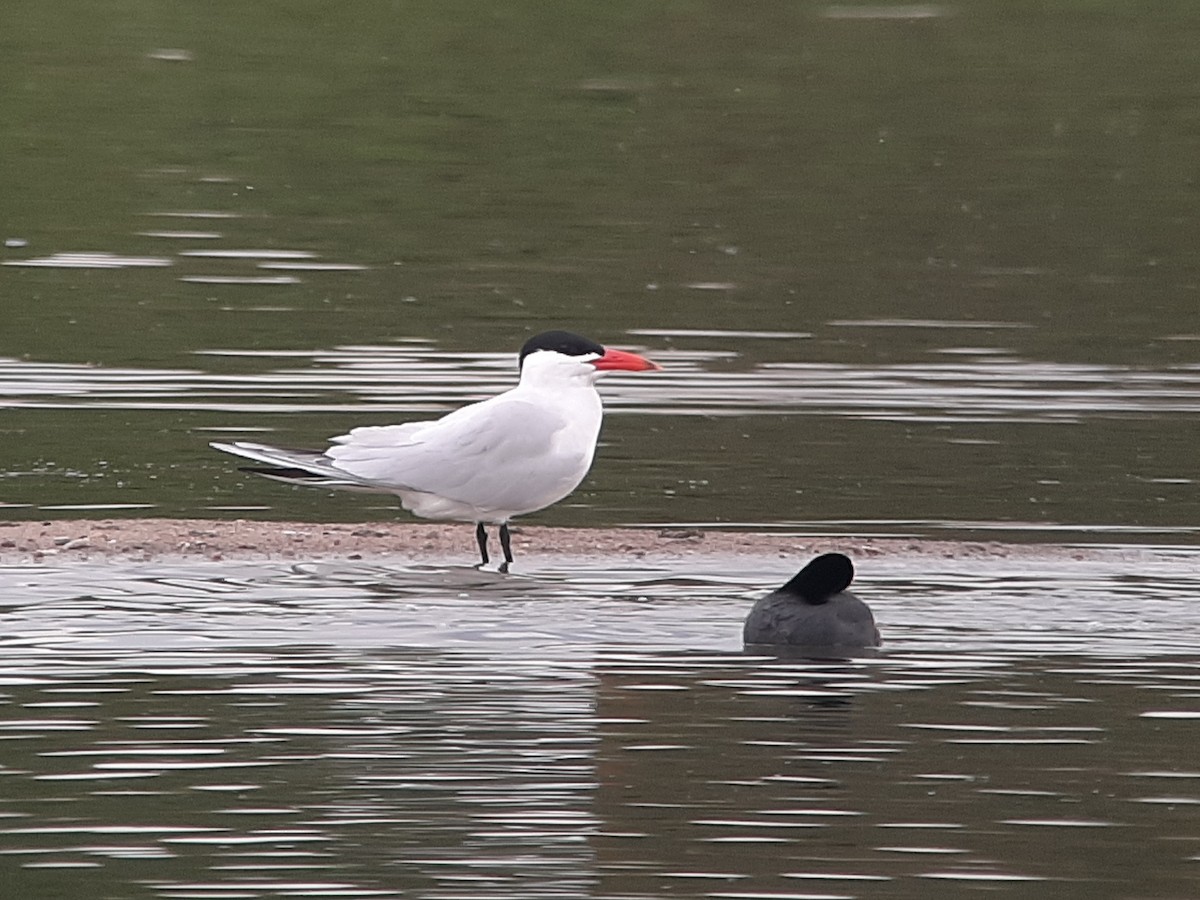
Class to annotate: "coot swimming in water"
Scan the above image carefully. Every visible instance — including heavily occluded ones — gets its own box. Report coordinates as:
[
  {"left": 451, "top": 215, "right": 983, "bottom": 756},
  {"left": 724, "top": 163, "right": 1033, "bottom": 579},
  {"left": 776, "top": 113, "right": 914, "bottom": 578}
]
[{"left": 743, "top": 552, "right": 881, "bottom": 648}]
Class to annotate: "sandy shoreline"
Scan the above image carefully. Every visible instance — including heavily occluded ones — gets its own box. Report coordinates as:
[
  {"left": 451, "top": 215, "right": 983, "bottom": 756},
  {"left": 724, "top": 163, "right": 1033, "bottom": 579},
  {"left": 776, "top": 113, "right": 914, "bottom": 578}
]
[{"left": 0, "top": 518, "right": 1180, "bottom": 566}]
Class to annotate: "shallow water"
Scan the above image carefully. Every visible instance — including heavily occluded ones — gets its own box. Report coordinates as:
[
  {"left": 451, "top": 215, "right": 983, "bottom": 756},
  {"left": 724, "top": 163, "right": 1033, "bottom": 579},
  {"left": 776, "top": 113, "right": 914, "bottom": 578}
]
[
  {"left": 2, "top": 335, "right": 1198, "bottom": 542},
  {"left": 5, "top": 4, "right": 1200, "bottom": 892},
  {"left": 3, "top": 552, "right": 1200, "bottom": 898}
]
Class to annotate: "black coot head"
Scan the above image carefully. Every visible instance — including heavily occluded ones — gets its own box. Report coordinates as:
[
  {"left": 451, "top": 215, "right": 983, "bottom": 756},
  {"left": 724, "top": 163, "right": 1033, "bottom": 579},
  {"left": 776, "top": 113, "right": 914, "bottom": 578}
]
[
  {"left": 519, "top": 331, "right": 604, "bottom": 369},
  {"left": 778, "top": 552, "right": 855, "bottom": 604}
]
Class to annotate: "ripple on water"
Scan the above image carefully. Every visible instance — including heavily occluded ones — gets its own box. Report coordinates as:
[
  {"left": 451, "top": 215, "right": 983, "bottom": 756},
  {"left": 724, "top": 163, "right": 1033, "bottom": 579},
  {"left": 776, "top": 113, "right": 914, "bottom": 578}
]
[
  {"left": 2, "top": 252, "right": 173, "bottom": 268},
  {"left": 0, "top": 554, "right": 1199, "bottom": 897},
  {"left": 4, "top": 344, "right": 1200, "bottom": 423},
  {"left": 919, "top": 871, "right": 1047, "bottom": 882}
]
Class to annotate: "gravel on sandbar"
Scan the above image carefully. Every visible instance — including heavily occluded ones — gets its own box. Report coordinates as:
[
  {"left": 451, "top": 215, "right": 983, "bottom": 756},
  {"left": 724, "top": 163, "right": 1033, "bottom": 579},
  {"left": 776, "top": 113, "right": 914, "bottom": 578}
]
[{"left": 0, "top": 518, "right": 1175, "bottom": 566}]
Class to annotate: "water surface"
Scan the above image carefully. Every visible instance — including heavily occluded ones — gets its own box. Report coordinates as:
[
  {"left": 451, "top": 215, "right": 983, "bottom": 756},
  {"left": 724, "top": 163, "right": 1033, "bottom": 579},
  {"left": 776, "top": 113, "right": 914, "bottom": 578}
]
[
  {"left": 3, "top": 0, "right": 1200, "bottom": 541},
  {"left": 2, "top": 551, "right": 1200, "bottom": 898},
  {"left": 4, "top": 3, "right": 1200, "bottom": 898}
]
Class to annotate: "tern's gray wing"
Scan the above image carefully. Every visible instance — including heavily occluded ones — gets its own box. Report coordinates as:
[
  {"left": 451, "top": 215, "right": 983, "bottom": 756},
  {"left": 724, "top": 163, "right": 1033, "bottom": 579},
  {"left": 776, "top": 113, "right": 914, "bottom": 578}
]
[{"left": 326, "top": 396, "right": 594, "bottom": 514}]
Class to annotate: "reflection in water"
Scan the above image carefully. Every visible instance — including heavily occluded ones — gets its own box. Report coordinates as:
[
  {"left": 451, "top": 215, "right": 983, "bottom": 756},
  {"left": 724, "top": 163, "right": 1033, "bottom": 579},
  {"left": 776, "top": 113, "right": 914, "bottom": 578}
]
[
  {"left": 1, "top": 252, "right": 173, "bottom": 269},
  {"left": 2, "top": 336, "right": 1196, "bottom": 539},
  {"left": 1, "top": 553, "right": 1199, "bottom": 898},
  {"left": 4, "top": 0, "right": 1200, "bottom": 544},
  {"left": 6, "top": 0, "right": 1200, "bottom": 891},
  {"left": 3, "top": 241, "right": 367, "bottom": 284},
  {"left": 3, "top": 343, "right": 1200, "bottom": 422},
  {"left": 179, "top": 275, "right": 302, "bottom": 285}
]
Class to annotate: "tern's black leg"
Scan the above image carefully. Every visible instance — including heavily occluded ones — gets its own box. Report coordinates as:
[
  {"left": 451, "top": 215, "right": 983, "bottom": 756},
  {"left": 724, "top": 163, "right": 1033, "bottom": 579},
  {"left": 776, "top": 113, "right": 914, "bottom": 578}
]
[
  {"left": 498, "top": 523, "right": 513, "bottom": 574},
  {"left": 475, "top": 522, "right": 489, "bottom": 566}
]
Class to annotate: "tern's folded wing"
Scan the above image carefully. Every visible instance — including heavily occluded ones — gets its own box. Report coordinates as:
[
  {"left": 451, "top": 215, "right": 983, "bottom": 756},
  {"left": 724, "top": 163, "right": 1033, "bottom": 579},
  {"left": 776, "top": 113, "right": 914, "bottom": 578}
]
[{"left": 325, "top": 398, "right": 591, "bottom": 512}]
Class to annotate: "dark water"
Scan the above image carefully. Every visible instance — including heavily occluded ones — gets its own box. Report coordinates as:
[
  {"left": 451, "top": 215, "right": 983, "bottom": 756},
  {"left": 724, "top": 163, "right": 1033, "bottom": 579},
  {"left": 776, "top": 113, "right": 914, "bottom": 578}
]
[
  {"left": 3, "top": 1, "right": 1200, "bottom": 540},
  {"left": 2, "top": 551, "right": 1200, "bottom": 898},
  {"left": 3, "top": 3, "right": 1200, "bottom": 896}
]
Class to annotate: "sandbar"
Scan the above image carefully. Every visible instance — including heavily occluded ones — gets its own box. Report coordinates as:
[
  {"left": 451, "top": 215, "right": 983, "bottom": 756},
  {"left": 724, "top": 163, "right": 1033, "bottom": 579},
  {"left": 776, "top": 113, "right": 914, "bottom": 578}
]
[{"left": 0, "top": 518, "right": 1181, "bottom": 566}]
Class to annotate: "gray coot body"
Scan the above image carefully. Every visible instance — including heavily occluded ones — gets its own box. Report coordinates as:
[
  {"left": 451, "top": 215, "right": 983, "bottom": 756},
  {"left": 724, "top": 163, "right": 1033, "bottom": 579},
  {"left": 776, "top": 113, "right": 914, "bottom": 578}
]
[{"left": 743, "top": 553, "right": 881, "bottom": 648}]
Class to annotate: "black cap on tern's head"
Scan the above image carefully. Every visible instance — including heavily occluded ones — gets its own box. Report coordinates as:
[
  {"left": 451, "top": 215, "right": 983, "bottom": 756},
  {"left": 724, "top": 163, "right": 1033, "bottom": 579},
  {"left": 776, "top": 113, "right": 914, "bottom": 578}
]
[
  {"left": 778, "top": 553, "right": 855, "bottom": 605},
  {"left": 519, "top": 331, "right": 605, "bottom": 369},
  {"left": 518, "top": 330, "right": 661, "bottom": 372}
]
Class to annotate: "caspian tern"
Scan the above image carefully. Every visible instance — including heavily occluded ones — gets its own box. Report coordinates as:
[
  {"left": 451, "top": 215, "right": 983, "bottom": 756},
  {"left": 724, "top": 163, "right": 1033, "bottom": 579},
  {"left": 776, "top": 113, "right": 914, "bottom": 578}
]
[
  {"left": 211, "top": 330, "right": 660, "bottom": 570},
  {"left": 743, "top": 553, "right": 882, "bottom": 648}
]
